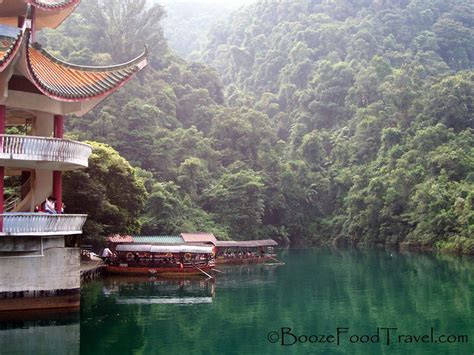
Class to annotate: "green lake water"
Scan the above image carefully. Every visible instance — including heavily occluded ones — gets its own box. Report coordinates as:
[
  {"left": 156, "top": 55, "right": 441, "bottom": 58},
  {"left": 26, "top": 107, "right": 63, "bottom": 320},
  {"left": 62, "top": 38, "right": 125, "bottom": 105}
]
[{"left": 1, "top": 248, "right": 474, "bottom": 354}]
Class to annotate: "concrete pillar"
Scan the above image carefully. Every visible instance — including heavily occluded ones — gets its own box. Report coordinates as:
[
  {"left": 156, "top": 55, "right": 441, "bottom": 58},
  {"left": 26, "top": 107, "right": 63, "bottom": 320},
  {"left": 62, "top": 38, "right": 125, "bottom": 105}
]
[{"left": 53, "top": 115, "right": 64, "bottom": 213}]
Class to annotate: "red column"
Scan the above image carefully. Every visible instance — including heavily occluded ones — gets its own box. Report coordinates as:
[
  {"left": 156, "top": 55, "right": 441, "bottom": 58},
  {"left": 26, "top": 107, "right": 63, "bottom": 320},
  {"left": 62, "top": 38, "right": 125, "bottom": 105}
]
[
  {"left": 30, "top": 6, "right": 36, "bottom": 43},
  {"left": 18, "top": 16, "right": 25, "bottom": 28},
  {"left": 53, "top": 115, "right": 64, "bottom": 213},
  {"left": 0, "top": 105, "right": 5, "bottom": 230},
  {"left": 54, "top": 115, "right": 64, "bottom": 139}
]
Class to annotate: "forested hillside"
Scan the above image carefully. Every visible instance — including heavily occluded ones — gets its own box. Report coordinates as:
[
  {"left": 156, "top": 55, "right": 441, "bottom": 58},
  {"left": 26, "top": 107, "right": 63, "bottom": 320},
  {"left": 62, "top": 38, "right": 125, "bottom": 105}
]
[
  {"left": 199, "top": 0, "right": 474, "bottom": 252},
  {"left": 155, "top": 0, "right": 256, "bottom": 59},
  {"left": 49, "top": 0, "right": 473, "bottom": 253}
]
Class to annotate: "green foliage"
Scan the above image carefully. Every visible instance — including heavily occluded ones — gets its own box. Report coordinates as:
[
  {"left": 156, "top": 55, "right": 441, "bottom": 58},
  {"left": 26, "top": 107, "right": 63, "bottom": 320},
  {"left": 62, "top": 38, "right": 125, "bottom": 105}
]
[
  {"left": 63, "top": 142, "right": 147, "bottom": 245},
  {"left": 199, "top": 0, "right": 474, "bottom": 251},
  {"left": 203, "top": 170, "right": 265, "bottom": 239},
  {"left": 52, "top": 0, "right": 473, "bottom": 252}
]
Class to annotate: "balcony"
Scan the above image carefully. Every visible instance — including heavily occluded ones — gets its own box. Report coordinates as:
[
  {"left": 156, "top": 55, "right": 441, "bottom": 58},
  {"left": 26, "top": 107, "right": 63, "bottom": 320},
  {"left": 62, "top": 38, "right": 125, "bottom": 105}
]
[
  {"left": 0, "top": 135, "right": 92, "bottom": 171},
  {"left": 0, "top": 213, "right": 87, "bottom": 236}
]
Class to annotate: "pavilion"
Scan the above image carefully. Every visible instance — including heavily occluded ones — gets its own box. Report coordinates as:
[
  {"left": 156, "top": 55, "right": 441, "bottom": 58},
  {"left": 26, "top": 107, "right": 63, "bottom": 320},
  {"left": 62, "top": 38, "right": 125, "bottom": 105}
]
[{"left": 0, "top": 0, "right": 147, "bottom": 311}]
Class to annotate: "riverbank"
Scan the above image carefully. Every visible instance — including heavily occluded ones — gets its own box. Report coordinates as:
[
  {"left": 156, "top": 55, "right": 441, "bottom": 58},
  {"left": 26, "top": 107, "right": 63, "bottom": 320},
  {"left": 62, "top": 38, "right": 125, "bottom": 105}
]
[{"left": 307, "top": 236, "right": 474, "bottom": 256}]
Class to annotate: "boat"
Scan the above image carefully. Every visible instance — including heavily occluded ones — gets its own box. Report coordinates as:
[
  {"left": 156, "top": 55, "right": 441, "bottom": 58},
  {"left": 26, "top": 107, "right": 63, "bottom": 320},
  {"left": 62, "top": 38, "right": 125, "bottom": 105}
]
[
  {"left": 106, "top": 244, "right": 215, "bottom": 277},
  {"left": 214, "top": 239, "right": 280, "bottom": 264}
]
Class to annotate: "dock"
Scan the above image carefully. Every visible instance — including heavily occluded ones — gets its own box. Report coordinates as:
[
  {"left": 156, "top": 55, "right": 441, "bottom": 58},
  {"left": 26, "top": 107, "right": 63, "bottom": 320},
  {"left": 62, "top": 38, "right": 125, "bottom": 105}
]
[{"left": 80, "top": 261, "right": 106, "bottom": 283}]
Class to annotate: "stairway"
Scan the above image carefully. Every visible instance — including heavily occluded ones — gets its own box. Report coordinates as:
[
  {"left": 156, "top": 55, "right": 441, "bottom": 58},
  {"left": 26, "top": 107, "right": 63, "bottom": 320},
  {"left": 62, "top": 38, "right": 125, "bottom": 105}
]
[{"left": 3, "top": 171, "right": 53, "bottom": 212}]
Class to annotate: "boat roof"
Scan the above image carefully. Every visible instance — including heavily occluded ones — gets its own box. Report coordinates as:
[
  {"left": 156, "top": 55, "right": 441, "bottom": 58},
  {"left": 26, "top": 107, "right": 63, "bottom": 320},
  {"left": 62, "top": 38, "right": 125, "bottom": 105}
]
[
  {"left": 116, "top": 244, "right": 214, "bottom": 254},
  {"left": 214, "top": 239, "right": 278, "bottom": 248},
  {"left": 180, "top": 233, "right": 217, "bottom": 244},
  {"left": 133, "top": 235, "right": 185, "bottom": 244},
  {"left": 108, "top": 234, "right": 134, "bottom": 244}
]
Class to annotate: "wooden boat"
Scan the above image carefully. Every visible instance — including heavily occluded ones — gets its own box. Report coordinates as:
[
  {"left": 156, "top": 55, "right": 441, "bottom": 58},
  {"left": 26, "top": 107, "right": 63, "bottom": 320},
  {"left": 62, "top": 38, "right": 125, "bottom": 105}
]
[
  {"left": 106, "top": 244, "right": 215, "bottom": 277},
  {"left": 214, "top": 239, "right": 280, "bottom": 265}
]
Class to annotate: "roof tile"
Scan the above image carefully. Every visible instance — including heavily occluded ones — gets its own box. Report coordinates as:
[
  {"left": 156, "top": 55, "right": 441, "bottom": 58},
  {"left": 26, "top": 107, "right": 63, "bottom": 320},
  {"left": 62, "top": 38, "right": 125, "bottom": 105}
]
[
  {"left": 26, "top": 41, "right": 148, "bottom": 102},
  {"left": 0, "top": 25, "right": 24, "bottom": 72}
]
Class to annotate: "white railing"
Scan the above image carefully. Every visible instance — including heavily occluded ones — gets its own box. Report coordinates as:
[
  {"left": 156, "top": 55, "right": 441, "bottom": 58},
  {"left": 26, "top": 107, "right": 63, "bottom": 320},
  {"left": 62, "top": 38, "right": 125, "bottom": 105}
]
[
  {"left": 0, "top": 213, "right": 88, "bottom": 236},
  {"left": 0, "top": 135, "right": 92, "bottom": 168}
]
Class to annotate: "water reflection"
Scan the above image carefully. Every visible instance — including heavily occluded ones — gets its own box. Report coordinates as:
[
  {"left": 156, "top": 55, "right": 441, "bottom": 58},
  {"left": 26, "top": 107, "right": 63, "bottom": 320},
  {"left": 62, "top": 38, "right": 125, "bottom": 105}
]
[
  {"left": 103, "top": 276, "right": 215, "bottom": 305},
  {"left": 0, "top": 310, "right": 79, "bottom": 355},
  {"left": 1, "top": 249, "right": 473, "bottom": 354},
  {"left": 81, "top": 249, "right": 474, "bottom": 355},
  {"left": 216, "top": 263, "right": 281, "bottom": 289}
]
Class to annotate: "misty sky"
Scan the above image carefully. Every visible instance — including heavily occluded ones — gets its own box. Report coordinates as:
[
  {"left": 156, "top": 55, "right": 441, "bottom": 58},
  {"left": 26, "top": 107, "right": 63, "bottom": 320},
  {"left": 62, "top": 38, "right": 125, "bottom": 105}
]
[{"left": 159, "top": 0, "right": 256, "bottom": 5}]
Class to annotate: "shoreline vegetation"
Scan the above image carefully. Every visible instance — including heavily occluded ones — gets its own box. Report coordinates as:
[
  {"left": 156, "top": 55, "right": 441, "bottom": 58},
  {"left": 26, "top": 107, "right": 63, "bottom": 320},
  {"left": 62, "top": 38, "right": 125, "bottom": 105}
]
[{"left": 20, "top": 0, "right": 472, "bottom": 255}]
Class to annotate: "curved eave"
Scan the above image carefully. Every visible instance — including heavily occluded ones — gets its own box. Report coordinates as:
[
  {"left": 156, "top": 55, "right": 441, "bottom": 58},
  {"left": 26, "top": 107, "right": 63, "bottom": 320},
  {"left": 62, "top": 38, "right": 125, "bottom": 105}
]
[
  {"left": 25, "top": 44, "right": 148, "bottom": 103},
  {"left": 0, "top": 28, "right": 24, "bottom": 73},
  {"left": 30, "top": 0, "right": 80, "bottom": 11}
]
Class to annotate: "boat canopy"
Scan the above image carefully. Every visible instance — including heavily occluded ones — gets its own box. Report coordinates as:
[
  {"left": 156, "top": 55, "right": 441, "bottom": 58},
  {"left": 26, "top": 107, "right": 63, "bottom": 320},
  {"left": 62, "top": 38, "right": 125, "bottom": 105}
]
[
  {"left": 116, "top": 244, "right": 214, "bottom": 254},
  {"left": 214, "top": 239, "right": 278, "bottom": 248},
  {"left": 180, "top": 233, "right": 217, "bottom": 244}
]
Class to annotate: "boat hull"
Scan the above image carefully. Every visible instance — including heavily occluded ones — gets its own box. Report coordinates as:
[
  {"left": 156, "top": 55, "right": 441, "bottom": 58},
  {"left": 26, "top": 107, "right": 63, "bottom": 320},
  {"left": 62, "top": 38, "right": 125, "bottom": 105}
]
[{"left": 106, "top": 265, "right": 214, "bottom": 277}]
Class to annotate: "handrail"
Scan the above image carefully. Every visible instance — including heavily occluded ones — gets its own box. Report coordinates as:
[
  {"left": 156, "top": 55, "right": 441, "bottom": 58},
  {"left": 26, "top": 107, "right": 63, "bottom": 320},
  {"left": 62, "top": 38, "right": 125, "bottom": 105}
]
[
  {"left": 0, "top": 135, "right": 92, "bottom": 148},
  {"left": 0, "top": 213, "right": 88, "bottom": 236},
  {"left": 0, "top": 134, "right": 92, "bottom": 168}
]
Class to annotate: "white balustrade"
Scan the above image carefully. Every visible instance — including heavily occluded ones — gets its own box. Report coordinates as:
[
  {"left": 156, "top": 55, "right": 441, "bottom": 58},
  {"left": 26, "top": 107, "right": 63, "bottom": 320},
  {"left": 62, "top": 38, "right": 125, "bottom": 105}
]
[
  {"left": 0, "top": 134, "right": 92, "bottom": 168},
  {"left": 0, "top": 213, "right": 87, "bottom": 236}
]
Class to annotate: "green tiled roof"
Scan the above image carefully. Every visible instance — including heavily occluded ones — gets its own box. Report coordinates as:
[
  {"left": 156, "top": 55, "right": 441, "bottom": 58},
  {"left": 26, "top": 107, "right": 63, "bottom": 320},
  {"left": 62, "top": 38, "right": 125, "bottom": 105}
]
[{"left": 132, "top": 235, "right": 184, "bottom": 244}]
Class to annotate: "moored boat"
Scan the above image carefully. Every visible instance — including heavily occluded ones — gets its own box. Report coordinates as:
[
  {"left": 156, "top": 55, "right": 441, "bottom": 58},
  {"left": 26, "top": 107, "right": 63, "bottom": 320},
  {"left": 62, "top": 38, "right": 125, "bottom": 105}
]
[
  {"left": 214, "top": 239, "right": 280, "bottom": 264},
  {"left": 106, "top": 244, "right": 215, "bottom": 277}
]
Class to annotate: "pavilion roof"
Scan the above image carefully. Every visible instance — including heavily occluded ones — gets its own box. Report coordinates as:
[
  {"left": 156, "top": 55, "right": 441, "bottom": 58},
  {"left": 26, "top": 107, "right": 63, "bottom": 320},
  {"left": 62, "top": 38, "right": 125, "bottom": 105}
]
[
  {"left": 0, "top": 1, "right": 80, "bottom": 30},
  {"left": 0, "top": 25, "right": 24, "bottom": 71},
  {"left": 0, "top": 20, "right": 149, "bottom": 105},
  {"left": 25, "top": 42, "right": 148, "bottom": 102}
]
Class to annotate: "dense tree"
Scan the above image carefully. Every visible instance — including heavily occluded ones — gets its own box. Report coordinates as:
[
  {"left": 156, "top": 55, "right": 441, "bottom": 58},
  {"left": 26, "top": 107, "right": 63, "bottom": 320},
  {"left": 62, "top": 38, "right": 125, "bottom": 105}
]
[
  {"left": 51, "top": 0, "right": 473, "bottom": 253},
  {"left": 63, "top": 142, "right": 147, "bottom": 245}
]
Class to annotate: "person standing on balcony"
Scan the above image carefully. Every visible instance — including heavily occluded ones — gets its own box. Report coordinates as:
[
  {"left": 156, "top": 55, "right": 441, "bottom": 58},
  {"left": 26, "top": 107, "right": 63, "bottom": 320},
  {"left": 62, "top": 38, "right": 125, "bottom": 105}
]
[{"left": 44, "top": 196, "right": 57, "bottom": 214}]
